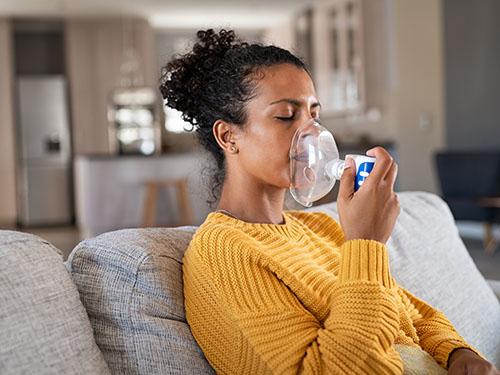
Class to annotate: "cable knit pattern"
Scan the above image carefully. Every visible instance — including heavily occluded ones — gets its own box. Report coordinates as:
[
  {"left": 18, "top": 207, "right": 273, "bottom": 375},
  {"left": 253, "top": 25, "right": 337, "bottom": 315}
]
[{"left": 182, "top": 210, "right": 484, "bottom": 374}]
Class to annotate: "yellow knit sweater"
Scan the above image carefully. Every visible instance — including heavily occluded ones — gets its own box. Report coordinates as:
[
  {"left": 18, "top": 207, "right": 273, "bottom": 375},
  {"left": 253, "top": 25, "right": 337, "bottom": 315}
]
[{"left": 182, "top": 210, "right": 483, "bottom": 374}]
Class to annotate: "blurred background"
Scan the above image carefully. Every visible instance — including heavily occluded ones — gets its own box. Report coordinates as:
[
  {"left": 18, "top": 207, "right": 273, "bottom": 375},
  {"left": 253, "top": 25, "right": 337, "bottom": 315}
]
[{"left": 0, "top": 0, "right": 499, "bottom": 278}]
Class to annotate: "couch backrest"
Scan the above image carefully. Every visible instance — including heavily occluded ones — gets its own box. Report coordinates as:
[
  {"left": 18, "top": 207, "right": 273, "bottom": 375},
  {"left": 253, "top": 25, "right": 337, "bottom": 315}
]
[
  {"left": 0, "top": 230, "right": 110, "bottom": 375},
  {"left": 65, "top": 227, "right": 215, "bottom": 375},
  {"left": 66, "top": 191, "right": 500, "bottom": 374}
]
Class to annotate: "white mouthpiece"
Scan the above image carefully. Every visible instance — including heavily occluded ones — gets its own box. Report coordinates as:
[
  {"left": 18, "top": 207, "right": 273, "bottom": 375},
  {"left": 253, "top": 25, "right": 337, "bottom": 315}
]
[{"left": 325, "top": 159, "right": 345, "bottom": 180}]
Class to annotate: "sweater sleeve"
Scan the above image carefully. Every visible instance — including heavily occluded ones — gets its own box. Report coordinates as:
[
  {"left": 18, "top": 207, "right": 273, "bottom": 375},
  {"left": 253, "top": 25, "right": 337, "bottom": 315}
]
[
  {"left": 397, "top": 286, "right": 487, "bottom": 369},
  {"left": 183, "top": 236, "right": 405, "bottom": 375}
]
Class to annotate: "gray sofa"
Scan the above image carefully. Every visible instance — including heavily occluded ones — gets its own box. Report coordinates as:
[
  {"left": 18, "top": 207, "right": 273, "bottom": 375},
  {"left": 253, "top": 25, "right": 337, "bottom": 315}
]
[{"left": 1, "top": 191, "right": 499, "bottom": 374}]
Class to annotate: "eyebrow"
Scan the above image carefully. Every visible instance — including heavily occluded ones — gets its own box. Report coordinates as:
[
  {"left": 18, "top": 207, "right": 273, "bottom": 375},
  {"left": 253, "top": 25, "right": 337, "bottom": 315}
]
[{"left": 269, "top": 98, "right": 322, "bottom": 109}]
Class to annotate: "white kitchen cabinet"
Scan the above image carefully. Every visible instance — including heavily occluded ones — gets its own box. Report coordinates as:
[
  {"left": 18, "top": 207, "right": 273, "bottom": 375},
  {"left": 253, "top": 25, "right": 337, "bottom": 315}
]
[{"left": 306, "top": 0, "right": 366, "bottom": 116}]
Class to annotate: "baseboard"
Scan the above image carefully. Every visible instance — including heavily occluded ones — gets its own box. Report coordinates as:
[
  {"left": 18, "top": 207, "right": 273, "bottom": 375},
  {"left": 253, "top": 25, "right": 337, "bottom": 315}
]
[{"left": 0, "top": 221, "right": 17, "bottom": 230}]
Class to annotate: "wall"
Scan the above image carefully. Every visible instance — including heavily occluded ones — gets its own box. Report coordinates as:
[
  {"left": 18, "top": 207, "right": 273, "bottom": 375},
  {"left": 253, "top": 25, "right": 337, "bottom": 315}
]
[
  {"left": 261, "top": 18, "right": 295, "bottom": 51},
  {"left": 65, "top": 18, "right": 156, "bottom": 155},
  {"left": 444, "top": 0, "right": 500, "bottom": 150},
  {"left": 391, "top": 0, "right": 445, "bottom": 193},
  {"left": 0, "top": 19, "right": 17, "bottom": 226}
]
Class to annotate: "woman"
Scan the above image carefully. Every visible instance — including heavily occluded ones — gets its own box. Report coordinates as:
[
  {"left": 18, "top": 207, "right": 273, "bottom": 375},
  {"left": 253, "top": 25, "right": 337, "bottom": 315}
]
[{"left": 160, "top": 29, "right": 497, "bottom": 374}]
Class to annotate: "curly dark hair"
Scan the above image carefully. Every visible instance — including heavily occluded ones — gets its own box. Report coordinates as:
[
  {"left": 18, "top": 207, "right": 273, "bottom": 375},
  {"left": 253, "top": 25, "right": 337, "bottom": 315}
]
[{"left": 159, "top": 28, "right": 310, "bottom": 206}]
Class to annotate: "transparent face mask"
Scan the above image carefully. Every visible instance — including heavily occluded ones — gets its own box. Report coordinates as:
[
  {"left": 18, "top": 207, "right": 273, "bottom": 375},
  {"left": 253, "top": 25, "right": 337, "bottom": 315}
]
[{"left": 289, "top": 118, "right": 345, "bottom": 207}]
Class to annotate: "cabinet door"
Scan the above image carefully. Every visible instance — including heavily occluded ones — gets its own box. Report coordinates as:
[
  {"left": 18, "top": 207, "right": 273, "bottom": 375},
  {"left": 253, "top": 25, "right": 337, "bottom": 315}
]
[{"left": 311, "top": 0, "right": 366, "bottom": 116}]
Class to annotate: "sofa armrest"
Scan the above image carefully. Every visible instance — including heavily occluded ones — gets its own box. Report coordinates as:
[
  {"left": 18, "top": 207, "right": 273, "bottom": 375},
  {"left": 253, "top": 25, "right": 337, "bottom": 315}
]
[
  {"left": 0, "top": 230, "right": 110, "bottom": 374},
  {"left": 486, "top": 279, "right": 500, "bottom": 300}
]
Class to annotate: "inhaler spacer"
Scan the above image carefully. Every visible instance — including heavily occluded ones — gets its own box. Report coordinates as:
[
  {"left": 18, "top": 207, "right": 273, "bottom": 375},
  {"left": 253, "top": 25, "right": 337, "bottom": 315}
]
[{"left": 289, "top": 118, "right": 376, "bottom": 207}]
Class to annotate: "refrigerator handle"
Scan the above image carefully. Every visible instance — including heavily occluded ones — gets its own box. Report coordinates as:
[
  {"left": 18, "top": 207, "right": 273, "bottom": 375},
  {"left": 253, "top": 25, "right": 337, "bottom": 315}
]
[{"left": 44, "top": 133, "right": 61, "bottom": 153}]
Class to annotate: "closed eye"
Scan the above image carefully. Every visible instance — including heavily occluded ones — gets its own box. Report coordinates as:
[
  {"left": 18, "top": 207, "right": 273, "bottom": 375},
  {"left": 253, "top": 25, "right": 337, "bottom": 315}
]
[{"left": 275, "top": 116, "right": 294, "bottom": 122}]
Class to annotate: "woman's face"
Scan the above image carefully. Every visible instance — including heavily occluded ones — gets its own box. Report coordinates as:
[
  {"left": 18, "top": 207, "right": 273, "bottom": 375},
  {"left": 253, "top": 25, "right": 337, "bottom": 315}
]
[{"left": 232, "top": 63, "right": 321, "bottom": 189}]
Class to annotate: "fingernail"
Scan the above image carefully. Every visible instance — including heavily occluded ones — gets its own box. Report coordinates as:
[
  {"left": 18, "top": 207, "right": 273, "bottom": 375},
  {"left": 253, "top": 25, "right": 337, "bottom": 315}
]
[{"left": 345, "top": 158, "right": 354, "bottom": 168}]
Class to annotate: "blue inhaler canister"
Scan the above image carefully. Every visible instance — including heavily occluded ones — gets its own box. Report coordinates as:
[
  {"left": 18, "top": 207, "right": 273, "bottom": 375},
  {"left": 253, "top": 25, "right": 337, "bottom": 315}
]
[{"left": 345, "top": 154, "right": 376, "bottom": 191}]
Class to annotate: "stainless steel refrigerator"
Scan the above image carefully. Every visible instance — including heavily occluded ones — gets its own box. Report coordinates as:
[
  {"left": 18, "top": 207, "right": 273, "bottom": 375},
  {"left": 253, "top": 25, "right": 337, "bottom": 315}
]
[{"left": 16, "top": 75, "right": 73, "bottom": 226}]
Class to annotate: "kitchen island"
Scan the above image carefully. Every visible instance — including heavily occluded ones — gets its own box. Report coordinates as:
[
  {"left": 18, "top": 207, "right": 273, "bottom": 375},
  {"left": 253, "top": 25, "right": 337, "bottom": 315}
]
[{"left": 74, "top": 152, "right": 212, "bottom": 238}]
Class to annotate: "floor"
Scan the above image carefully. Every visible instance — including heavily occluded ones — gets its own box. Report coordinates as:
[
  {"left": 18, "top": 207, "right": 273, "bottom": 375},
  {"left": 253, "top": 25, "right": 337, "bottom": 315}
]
[{"left": 20, "top": 223, "right": 500, "bottom": 281}]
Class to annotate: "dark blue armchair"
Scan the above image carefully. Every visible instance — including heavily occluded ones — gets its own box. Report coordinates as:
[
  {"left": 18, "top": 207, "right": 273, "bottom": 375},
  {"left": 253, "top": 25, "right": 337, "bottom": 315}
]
[{"left": 434, "top": 151, "right": 500, "bottom": 253}]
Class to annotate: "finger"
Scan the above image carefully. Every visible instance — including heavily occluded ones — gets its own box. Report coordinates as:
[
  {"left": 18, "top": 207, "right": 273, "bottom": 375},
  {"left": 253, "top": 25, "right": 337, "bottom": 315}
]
[
  {"left": 365, "top": 147, "right": 394, "bottom": 185},
  {"left": 384, "top": 161, "right": 398, "bottom": 191},
  {"left": 338, "top": 157, "right": 355, "bottom": 200}
]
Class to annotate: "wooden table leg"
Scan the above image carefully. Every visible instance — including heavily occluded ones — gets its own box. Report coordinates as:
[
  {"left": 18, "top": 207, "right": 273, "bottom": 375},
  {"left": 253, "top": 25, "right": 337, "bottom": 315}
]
[
  {"left": 142, "top": 179, "right": 194, "bottom": 227},
  {"left": 142, "top": 182, "right": 158, "bottom": 227},
  {"left": 176, "top": 178, "right": 194, "bottom": 226},
  {"left": 484, "top": 222, "right": 498, "bottom": 255}
]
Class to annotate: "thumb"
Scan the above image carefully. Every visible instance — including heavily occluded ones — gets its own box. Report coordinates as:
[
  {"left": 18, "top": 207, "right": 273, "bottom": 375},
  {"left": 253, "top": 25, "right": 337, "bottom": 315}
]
[{"left": 338, "top": 157, "right": 355, "bottom": 199}]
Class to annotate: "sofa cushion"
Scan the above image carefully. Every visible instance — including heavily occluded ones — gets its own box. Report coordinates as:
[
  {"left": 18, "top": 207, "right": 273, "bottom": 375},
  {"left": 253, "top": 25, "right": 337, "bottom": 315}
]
[
  {"left": 0, "top": 230, "right": 110, "bottom": 375},
  {"left": 66, "top": 227, "right": 215, "bottom": 375},
  {"left": 306, "top": 191, "right": 500, "bottom": 367}
]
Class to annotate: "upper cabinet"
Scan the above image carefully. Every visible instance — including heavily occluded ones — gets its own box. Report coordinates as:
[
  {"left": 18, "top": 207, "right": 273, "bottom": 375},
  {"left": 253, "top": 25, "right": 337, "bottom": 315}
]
[
  {"left": 295, "top": 0, "right": 366, "bottom": 116},
  {"left": 65, "top": 18, "right": 156, "bottom": 155}
]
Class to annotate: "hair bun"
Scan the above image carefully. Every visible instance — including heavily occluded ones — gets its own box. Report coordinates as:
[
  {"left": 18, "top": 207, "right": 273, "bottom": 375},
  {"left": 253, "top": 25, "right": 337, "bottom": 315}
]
[
  {"left": 194, "top": 29, "right": 242, "bottom": 56},
  {"left": 159, "top": 29, "right": 245, "bottom": 127}
]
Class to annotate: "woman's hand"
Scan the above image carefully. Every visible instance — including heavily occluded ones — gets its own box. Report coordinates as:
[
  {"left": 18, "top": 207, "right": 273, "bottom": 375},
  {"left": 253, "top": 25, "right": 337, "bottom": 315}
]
[
  {"left": 337, "top": 146, "right": 400, "bottom": 244},
  {"left": 448, "top": 348, "right": 500, "bottom": 374}
]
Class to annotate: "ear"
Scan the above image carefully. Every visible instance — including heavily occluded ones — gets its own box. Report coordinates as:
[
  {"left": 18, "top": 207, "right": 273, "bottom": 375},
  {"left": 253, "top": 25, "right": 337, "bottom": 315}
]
[{"left": 213, "top": 119, "right": 240, "bottom": 154}]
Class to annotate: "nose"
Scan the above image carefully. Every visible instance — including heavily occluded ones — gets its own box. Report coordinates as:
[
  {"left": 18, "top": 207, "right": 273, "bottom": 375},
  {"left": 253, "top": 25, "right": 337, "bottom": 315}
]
[
  {"left": 293, "top": 118, "right": 321, "bottom": 140},
  {"left": 292, "top": 116, "right": 317, "bottom": 134}
]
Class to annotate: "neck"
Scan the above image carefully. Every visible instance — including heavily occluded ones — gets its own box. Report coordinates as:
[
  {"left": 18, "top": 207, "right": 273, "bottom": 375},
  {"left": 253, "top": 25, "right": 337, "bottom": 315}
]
[{"left": 217, "top": 173, "right": 286, "bottom": 225}]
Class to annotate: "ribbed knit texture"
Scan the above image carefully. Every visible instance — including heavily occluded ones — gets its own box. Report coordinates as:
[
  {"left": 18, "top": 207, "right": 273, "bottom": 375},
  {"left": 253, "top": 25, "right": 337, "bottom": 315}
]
[{"left": 182, "top": 210, "right": 484, "bottom": 374}]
